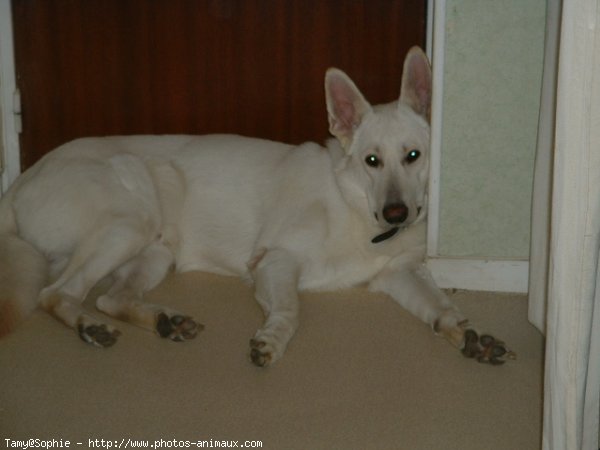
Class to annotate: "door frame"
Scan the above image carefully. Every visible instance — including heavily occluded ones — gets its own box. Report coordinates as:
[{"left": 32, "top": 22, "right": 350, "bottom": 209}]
[
  {"left": 0, "top": 0, "right": 20, "bottom": 194},
  {"left": 425, "top": 0, "right": 529, "bottom": 293}
]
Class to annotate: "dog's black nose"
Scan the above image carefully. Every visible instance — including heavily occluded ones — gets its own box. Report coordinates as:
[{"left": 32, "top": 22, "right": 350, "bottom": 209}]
[{"left": 382, "top": 203, "right": 408, "bottom": 224}]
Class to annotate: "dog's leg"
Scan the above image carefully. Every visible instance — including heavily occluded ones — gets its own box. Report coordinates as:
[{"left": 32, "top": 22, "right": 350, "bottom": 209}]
[
  {"left": 248, "top": 248, "right": 300, "bottom": 367},
  {"left": 95, "top": 241, "right": 201, "bottom": 341},
  {"left": 39, "top": 221, "right": 154, "bottom": 347},
  {"left": 369, "top": 262, "right": 515, "bottom": 364}
]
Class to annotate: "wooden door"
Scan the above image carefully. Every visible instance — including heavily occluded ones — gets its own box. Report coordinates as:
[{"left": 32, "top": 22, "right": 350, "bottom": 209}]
[{"left": 11, "top": 0, "right": 427, "bottom": 170}]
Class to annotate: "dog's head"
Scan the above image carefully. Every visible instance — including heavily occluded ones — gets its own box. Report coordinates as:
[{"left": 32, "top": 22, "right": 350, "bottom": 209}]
[{"left": 326, "top": 47, "right": 431, "bottom": 241}]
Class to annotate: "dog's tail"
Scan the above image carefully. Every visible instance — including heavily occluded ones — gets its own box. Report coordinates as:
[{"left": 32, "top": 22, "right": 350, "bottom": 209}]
[{"left": 0, "top": 193, "right": 47, "bottom": 339}]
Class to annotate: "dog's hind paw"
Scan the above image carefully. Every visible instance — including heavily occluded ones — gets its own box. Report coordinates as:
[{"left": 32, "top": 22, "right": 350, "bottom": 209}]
[
  {"left": 461, "top": 329, "right": 516, "bottom": 365},
  {"left": 156, "top": 312, "right": 203, "bottom": 342},
  {"left": 78, "top": 323, "right": 121, "bottom": 348}
]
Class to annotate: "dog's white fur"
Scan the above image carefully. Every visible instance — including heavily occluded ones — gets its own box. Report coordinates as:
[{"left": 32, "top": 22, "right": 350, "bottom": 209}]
[{"left": 0, "top": 47, "right": 511, "bottom": 365}]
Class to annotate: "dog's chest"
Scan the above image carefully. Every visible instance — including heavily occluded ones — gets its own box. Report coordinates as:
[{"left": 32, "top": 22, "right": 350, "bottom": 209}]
[
  {"left": 294, "top": 221, "right": 427, "bottom": 292},
  {"left": 297, "top": 241, "right": 390, "bottom": 291}
]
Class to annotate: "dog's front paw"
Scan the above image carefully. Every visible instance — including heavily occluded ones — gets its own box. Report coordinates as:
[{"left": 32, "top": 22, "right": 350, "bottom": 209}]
[
  {"left": 249, "top": 314, "right": 297, "bottom": 367},
  {"left": 461, "top": 329, "right": 516, "bottom": 365},
  {"left": 249, "top": 334, "right": 286, "bottom": 367},
  {"left": 249, "top": 338, "right": 273, "bottom": 367},
  {"left": 78, "top": 322, "right": 121, "bottom": 347},
  {"left": 156, "top": 312, "right": 203, "bottom": 341},
  {"left": 433, "top": 311, "right": 515, "bottom": 365}
]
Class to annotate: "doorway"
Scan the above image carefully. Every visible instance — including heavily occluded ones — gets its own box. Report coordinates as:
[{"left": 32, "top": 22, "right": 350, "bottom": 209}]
[{"left": 9, "top": 0, "right": 427, "bottom": 171}]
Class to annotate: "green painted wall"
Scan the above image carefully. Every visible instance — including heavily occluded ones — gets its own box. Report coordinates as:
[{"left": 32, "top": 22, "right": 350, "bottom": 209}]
[{"left": 438, "top": 0, "right": 546, "bottom": 258}]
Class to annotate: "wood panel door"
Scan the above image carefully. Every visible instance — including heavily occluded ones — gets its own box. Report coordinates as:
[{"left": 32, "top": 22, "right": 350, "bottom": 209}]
[{"left": 11, "top": 0, "right": 426, "bottom": 170}]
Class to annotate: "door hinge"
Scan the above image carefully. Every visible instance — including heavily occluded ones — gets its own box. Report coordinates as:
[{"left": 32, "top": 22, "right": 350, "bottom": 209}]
[{"left": 13, "top": 88, "right": 22, "bottom": 134}]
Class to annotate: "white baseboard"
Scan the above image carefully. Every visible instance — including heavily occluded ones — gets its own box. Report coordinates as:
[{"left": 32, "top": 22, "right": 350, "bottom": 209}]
[{"left": 427, "top": 257, "right": 529, "bottom": 293}]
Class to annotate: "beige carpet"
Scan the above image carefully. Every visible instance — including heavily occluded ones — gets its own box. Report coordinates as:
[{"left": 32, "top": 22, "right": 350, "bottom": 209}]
[{"left": 0, "top": 272, "right": 544, "bottom": 450}]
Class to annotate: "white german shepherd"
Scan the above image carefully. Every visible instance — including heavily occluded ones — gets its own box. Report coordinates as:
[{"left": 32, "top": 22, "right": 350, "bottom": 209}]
[{"left": 0, "top": 47, "right": 513, "bottom": 366}]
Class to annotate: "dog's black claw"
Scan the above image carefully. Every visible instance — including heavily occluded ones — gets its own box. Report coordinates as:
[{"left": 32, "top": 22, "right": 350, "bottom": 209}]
[
  {"left": 156, "top": 313, "right": 172, "bottom": 338},
  {"left": 479, "top": 334, "right": 495, "bottom": 347},
  {"left": 492, "top": 344, "right": 507, "bottom": 357},
  {"left": 461, "top": 329, "right": 480, "bottom": 358},
  {"left": 170, "top": 315, "right": 185, "bottom": 326}
]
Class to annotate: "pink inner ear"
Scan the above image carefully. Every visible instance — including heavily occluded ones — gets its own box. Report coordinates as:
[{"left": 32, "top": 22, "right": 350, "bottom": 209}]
[
  {"left": 414, "top": 76, "right": 431, "bottom": 111},
  {"left": 329, "top": 79, "right": 359, "bottom": 130},
  {"left": 403, "top": 51, "right": 432, "bottom": 118},
  {"left": 413, "top": 61, "right": 431, "bottom": 103},
  {"left": 334, "top": 100, "right": 356, "bottom": 129}
]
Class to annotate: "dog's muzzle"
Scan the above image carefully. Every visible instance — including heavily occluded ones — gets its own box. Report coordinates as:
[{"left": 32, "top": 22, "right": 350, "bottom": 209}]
[{"left": 371, "top": 203, "right": 422, "bottom": 244}]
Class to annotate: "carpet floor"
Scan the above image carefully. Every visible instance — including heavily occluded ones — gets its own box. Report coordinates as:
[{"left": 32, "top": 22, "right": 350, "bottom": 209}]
[{"left": 0, "top": 271, "right": 544, "bottom": 450}]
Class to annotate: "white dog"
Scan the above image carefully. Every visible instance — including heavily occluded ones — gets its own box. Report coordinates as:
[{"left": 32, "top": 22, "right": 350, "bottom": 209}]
[{"left": 0, "top": 47, "right": 513, "bottom": 366}]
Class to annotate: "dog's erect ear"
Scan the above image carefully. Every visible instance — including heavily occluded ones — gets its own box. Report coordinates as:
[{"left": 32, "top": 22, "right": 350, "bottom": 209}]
[
  {"left": 399, "top": 46, "right": 432, "bottom": 122},
  {"left": 325, "top": 68, "right": 372, "bottom": 149}
]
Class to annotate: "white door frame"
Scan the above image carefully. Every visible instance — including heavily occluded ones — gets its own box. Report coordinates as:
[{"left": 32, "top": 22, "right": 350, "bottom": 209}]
[{"left": 0, "top": 0, "right": 20, "bottom": 195}]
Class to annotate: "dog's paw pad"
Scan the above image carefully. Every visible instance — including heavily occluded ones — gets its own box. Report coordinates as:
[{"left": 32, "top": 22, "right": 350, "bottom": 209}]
[
  {"left": 156, "top": 313, "right": 203, "bottom": 341},
  {"left": 249, "top": 339, "right": 272, "bottom": 367},
  {"left": 461, "top": 329, "right": 516, "bottom": 365},
  {"left": 78, "top": 323, "right": 120, "bottom": 347}
]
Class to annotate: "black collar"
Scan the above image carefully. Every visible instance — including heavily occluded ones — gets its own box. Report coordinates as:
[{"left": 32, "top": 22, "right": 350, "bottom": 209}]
[{"left": 371, "top": 227, "right": 399, "bottom": 244}]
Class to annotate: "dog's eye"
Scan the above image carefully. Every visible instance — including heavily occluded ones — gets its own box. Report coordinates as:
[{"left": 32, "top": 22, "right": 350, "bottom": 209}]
[
  {"left": 365, "top": 154, "right": 381, "bottom": 168},
  {"left": 405, "top": 149, "right": 421, "bottom": 164}
]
